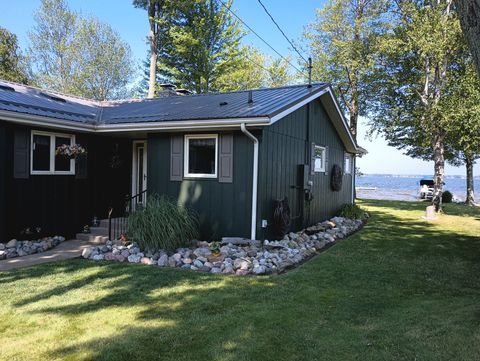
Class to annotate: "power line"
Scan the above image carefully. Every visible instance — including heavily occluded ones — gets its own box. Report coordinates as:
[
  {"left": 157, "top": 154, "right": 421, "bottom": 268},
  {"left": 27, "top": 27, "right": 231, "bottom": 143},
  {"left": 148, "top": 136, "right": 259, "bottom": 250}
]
[
  {"left": 218, "top": 0, "right": 306, "bottom": 76},
  {"left": 256, "top": 0, "right": 309, "bottom": 65}
]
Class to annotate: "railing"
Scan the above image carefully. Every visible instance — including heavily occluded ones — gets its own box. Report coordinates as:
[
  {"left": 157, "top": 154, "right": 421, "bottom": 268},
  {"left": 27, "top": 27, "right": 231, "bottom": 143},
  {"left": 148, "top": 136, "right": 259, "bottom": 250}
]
[{"left": 108, "top": 190, "right": 147, "bottom": 241}]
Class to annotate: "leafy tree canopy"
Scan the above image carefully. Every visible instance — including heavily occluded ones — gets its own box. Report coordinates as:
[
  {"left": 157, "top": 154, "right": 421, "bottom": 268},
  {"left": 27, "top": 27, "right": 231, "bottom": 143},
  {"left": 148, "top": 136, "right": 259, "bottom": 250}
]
[{"left": 0, "top": 27, "right": 29, "bottom": 84}]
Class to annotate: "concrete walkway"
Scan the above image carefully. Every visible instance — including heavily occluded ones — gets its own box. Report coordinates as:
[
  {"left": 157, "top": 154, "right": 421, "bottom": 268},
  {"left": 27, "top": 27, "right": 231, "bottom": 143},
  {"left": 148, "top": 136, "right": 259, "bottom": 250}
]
[{"left": 0, "top": 239, "right": 96, "bottom": 271}]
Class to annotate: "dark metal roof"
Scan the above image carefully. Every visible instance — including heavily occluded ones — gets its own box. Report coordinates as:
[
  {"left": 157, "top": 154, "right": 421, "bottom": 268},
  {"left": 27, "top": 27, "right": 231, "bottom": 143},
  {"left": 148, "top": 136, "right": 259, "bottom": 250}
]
[
  {"left": 0, "top": 80, "right": 328, "bottom": 125},
  {"left": 0, "top": 81, "right": 100, "bottom": 123}
]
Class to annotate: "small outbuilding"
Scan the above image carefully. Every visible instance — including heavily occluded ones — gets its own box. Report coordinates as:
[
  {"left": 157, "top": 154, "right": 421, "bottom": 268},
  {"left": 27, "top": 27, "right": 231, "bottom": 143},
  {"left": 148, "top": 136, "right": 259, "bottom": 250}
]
[{"left": 0, "top": 80, "right": 362, "bottom": 241}]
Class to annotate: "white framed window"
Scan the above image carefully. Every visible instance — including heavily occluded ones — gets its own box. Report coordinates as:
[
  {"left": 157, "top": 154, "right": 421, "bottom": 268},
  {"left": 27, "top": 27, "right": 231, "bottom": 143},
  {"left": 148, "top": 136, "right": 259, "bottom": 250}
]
[
  {"left": 344, "top": 153, "right": 353, "bottom": 174},
  {"left": 314, "top": 145, "right": 326, "bottom": 173},
  {"left": 31, "top": 130, "right": 75, "bottom": 175},
  {"left": 184, "top": 134, "right": 218, "bottom": 178}
]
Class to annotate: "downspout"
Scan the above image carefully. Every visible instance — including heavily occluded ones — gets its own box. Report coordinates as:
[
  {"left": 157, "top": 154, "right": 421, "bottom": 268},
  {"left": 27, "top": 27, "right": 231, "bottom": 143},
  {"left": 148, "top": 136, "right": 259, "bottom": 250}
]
[{"left": 241, "top": 123, "right": 259, "bottom": 240}]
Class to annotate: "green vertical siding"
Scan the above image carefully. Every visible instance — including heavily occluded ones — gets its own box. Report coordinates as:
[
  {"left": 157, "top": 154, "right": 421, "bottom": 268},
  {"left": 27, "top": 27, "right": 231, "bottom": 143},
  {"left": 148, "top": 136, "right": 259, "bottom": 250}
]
[
  {"left": 147, "top": 131, "right": 253, "bottom": 240},
  {"left": 257, "top": 98, "right": 353, "bottom": 239},
  {"left": 0, "top": 124, "right": 6, "bottom": 241}
]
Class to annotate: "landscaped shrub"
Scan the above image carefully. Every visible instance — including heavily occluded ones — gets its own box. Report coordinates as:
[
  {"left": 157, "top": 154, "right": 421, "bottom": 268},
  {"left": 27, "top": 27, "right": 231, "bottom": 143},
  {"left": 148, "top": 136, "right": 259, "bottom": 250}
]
[
  {"left": 127, "top": 195, "right": 198, "bottom": 252},
  {"left": 339, "top": 203, "right": 367, "bottom": 220},
  {"left": 442, "top": 190, "right": 453, "bottom": 203}
]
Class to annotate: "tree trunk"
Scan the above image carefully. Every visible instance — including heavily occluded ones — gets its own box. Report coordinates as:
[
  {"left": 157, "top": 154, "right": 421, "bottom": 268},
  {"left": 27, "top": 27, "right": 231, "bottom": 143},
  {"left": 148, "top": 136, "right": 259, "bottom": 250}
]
[
  {"left": 465, "top": 155, "right": 476, "bottom": 205},
  {"left": 432, "top": 130, "right": 445, "bottom": 212},
  {"left": 457, "top": 0, "right": 480, "bottom": 77},
  {"left": 147, "top": 0, "right": 159, "bottom": 99}
]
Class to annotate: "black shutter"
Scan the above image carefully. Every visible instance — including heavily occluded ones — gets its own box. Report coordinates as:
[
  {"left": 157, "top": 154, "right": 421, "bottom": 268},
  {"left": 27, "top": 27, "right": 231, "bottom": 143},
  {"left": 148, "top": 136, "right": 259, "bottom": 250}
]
[
  {"left": 219, "top": 134, "right": 233, "bottom": 183},
  {"left": 324, "top": 146, "right": 330, "bottom": 175},
  {"left": 75, "top": 155, "right": 88, "bottom": 179},
  {"left": 310, "top": 142, "right": 316, "bottom": 175},
  {"left": 14, "top": 129, "right": 29, "bottom": 179},
  {"left": 170, "top": 135, "right": 183, "bottom": 181}
]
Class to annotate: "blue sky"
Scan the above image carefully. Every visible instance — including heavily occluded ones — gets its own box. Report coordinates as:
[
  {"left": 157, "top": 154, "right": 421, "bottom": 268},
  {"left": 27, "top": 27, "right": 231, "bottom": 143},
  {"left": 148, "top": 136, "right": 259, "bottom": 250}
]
[{"left": 0, "top": 0, "right": 476, "bottom": 176}]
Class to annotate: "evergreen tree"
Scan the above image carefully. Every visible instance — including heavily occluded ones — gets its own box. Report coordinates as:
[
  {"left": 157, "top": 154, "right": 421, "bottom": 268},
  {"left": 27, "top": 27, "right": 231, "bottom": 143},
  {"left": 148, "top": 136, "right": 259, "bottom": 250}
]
[{"left": 156, "top": 0, "right": 244, "bottom": 93}]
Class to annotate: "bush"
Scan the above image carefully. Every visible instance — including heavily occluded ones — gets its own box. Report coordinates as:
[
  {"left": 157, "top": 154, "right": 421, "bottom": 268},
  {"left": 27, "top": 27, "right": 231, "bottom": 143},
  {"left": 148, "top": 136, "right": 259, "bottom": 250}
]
[
  {"left": 442, "top": 190, "right": 453, "bottom": 203},
  {"left": 339, "top": 203, "right": 367, "bottom": 220},
  {"left": 127, "top": 195, "right": 199, "bottom": 252}
]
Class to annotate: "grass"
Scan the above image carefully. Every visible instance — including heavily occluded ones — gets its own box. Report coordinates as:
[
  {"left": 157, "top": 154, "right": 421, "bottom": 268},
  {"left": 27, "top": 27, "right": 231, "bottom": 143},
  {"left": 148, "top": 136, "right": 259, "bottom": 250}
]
[{"left": 1, "top": 199, "right": 479, "bottom": 361}]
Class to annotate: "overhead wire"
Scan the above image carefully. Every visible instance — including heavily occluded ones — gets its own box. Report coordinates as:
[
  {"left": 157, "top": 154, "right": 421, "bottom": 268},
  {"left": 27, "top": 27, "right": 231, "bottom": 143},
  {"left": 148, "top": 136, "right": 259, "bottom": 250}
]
[
  {"left": 218, "top": 0, "right": 307, "bottom": 76},
  {"left": 256, "top": 0, "right": 309, "bottom": 65}
]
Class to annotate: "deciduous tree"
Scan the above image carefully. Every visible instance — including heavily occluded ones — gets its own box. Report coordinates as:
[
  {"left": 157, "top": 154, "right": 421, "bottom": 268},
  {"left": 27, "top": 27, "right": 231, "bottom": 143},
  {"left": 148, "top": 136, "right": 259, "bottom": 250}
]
[
  {"left": 303, "top": 0, "right": 389, "bottom": 140},
  {"left": 368, "top": 0, "right": 462, "bottom": 211},
  {"left": 0, "top": 27, "right": 29, "bottom": 83},
  {"left": 456, "top": 0, "right": 480, "bottom": 76},
  {"left": 29, "top": 0, "right": 134, "bottom": 100}
]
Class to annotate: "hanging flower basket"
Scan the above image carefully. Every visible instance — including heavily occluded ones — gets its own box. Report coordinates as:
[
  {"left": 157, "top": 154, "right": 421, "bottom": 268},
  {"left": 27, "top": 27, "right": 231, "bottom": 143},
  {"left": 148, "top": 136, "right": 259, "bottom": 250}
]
[{"left": 55, "top": 144, "right": 87, "bottom": 159}]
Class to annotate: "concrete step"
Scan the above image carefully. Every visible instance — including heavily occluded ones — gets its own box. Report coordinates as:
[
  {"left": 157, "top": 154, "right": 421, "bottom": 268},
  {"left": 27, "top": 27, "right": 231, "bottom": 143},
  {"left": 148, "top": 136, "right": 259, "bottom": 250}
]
[
  {"left": 99, "top": 218, "right": 127, "bottom": 228},
  {"left": 89, "top": 226, "right": 109, "bottom": 235},
  {"left": 75, "top": 233, "right": 109, "bottom": 244}
]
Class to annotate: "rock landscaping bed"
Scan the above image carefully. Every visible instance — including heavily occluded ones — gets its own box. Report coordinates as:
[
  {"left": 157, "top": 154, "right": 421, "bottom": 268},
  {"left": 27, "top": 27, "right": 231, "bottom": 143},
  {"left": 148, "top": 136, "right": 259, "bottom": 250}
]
[
  {"left": 0, "top": 236, "right": 66, "bottom": 260},
  {"left": 82, "top": 216, "right": 365, "bottom": 275}
]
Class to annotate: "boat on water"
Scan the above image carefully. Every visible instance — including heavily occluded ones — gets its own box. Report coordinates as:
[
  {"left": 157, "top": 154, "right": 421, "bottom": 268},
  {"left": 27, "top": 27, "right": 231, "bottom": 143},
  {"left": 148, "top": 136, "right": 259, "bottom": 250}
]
[{"left": 418, "top": 177, "right": 435, "bottom": 200}]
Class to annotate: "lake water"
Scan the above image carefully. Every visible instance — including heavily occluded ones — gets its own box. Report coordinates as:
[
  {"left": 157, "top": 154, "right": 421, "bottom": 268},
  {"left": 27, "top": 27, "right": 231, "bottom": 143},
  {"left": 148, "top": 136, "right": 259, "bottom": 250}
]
[{"left": 356, "top": 174, "right": 480, "bottom": 202}]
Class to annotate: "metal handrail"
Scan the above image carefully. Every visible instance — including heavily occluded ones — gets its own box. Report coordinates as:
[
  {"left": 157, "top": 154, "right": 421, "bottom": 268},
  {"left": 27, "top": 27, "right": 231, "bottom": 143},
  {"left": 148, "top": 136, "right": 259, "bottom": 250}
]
[{"left": 108, "top": 189, "right": 147, "bottom": 241}]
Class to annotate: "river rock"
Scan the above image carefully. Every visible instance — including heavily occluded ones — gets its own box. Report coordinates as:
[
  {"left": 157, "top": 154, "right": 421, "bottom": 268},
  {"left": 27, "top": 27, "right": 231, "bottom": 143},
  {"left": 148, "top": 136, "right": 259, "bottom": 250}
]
[{"left": 6, "top": 239, "right": 17, "bottom": 248}]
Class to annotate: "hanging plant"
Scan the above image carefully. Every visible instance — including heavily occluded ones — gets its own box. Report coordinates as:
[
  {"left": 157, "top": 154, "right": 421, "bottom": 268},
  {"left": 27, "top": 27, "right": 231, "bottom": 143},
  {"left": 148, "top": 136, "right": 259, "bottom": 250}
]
[
  {"left": 55, "top": 144, "right": 87, "bottom": 159},
  {"left": 331, "top": 164, "right": 343, "bottom": 192}
]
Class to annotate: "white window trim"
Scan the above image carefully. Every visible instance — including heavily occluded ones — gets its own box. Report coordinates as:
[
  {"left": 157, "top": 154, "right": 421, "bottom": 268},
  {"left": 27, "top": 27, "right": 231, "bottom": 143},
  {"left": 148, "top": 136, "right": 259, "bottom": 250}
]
[
  {"left": 184, "top": 134, "right": 218, "bottom": 179},
  {"left": 314, "top": 145, "right": 326, "bottom": 173},
  {"left": 30, "top": 130, "right": 75, "bottom": 175},
  {"left": 344, "top": 153, "right": 352, "bottom": 174}
]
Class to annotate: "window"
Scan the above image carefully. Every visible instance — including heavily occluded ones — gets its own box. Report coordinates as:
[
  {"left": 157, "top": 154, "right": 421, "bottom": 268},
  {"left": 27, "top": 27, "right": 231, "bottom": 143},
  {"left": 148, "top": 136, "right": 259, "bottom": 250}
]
[
  {"left": 31, "top": 131, "right": 75, "bottom": 175},
  {"left": 344, "top": 154, "right": 352, "bottom": 174},
  {"left": 314, "top": 146, "right": 326, "bottom": 172},
  {"left": 184, "top": 134, "right": 218, "bottom": 178}
]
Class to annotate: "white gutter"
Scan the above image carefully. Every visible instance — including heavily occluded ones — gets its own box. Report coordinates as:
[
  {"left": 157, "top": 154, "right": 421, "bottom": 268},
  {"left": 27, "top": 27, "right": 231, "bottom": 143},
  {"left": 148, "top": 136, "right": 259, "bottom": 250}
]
[{"left": 241, "top": 123, "right": 259, "bottom": 241}]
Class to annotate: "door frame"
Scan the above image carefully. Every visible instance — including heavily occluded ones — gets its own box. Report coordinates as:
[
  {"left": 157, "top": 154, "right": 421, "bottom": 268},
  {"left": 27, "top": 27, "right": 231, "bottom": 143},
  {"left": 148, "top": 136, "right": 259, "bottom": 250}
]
[{"left": 131, "top": 140, "right": 147, "bottom": 203}]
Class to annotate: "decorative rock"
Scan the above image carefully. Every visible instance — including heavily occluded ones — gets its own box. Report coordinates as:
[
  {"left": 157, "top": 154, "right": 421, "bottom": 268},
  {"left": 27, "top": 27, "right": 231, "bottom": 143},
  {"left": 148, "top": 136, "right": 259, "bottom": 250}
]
[
  {"left": 69, "top": 215, "right": 364, "bottom": 277},
  {"left": 92, "top": 254, "right": 104, "bottom": 261},
  {"left": 104, "top": 252, "right": 116, "bottom": 261},
  {"left": 157, "top": 254, "right": 168, "bottom": 267},
  {"left": 82, "top": 247, "right": 93, "bottom": 259},
  {"left": 0, "top": 243, "right": 5, "bottom": 250},
  {"left": 6, "top": 239, "right": 17, "bottom": 248},
  {"left": 253, "top": 265, "right": 266, "bottom": 275},
  {"left": 193, "top": 259, "right": 204, "bottom": 268},
  {"left": 141, "top": 257, "right": 154, "bottom": 265},
  {"left": 0, "top": 250, "right": 6, "bottom": 260},
  {"left": 128, "top": 254, "right": 141, "bottom": 263},
  {"left": 193, "top": 247, "right": 211, "bottom": 258}
]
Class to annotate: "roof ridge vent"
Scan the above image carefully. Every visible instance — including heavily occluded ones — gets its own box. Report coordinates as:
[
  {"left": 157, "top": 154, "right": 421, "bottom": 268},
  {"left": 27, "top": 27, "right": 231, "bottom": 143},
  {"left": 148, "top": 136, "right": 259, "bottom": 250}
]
[{"left": 0, "top": 84, "right": 15, "bottom": 92}]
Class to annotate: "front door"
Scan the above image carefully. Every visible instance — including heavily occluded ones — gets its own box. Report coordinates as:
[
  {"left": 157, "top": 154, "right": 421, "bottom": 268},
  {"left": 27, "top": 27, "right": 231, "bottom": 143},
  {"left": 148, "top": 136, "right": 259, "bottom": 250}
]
[{"left": 132, "top": 141, "right": 147, "bottom": 208}]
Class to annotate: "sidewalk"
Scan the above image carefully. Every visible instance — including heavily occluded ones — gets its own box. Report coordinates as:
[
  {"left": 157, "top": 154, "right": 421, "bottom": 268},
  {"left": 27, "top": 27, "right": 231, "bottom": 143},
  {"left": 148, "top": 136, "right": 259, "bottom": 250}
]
[{"left": 0, "top": 239, "right": 94, "bottom": 271}]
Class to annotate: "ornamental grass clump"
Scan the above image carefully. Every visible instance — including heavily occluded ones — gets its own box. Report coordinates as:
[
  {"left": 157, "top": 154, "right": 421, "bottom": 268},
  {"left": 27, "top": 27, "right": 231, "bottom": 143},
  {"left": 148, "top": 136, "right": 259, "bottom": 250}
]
[
  {"left": 339, "top": 203, "right": 368, "bottom": 220},
  {"left": 127, "top": 195, "right": 198, "bottom": 252}
]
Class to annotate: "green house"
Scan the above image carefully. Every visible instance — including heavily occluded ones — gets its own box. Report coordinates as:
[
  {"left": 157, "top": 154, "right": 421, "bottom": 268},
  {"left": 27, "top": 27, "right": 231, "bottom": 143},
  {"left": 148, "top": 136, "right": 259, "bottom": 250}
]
[{"left": 0, "top": 81, "right": 362, "bottom": 241}]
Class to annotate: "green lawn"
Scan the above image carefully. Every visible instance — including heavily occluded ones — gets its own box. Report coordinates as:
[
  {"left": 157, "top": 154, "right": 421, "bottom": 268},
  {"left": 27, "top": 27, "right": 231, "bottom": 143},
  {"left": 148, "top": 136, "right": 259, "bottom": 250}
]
[{"left": 1, "top": 199, "right": 480, "bottom": 361}]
